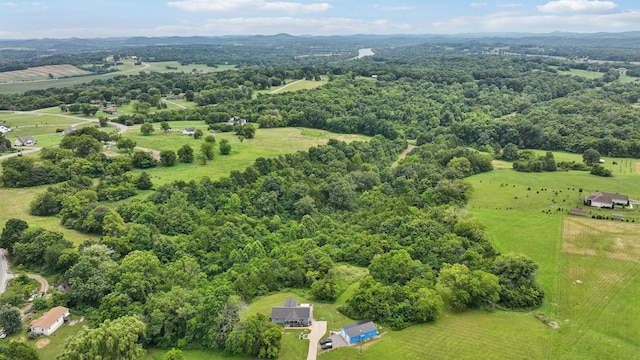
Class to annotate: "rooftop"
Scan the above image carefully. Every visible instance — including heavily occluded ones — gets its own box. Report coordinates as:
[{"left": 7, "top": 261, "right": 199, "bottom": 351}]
[
  {"left": 342, "top": 319, "right": 377, "bottom": 338},
  {"left": 30, "top": 306, "right": 68, "bottom": 329}
]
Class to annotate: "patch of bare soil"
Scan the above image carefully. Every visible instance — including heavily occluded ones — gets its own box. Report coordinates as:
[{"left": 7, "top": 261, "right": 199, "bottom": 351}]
[
  {"left": 103, "top": 151, "right": 119, "bottom": 157},
  {"left": 636, "top": 162, "right": 640, "bottom": 174},
  {"left": 562, "top": 218, "right": 640, "bottom": 262},
  {"left": 35, "top": 338, "right": 50, "bottom": 349},
  {"left": 68, "top": 320, "right": 79, "bottom": 326}
]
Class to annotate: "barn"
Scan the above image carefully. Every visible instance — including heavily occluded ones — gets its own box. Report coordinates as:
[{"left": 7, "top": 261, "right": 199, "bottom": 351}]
[{"left": 340, "top": 320, "right": 378, "bottom": 345}]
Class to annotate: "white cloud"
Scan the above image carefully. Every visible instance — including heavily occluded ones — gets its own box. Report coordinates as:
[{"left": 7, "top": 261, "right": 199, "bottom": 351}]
[
  {"left": 2, "top": 2, "right": 17, "bottom": 7},
  {"left": 373, "top": 5, "right": 415, "bottom": 11},
  {"left": 430, "top": 9, "right": 640, "bottom": 33},
  {"left": 470, "top": 3, "right": 488, "bottom": 8},
  {"left": 167, "top": 0, "right": 331, "bottom": 14},
  {"left": 537, "top": 0, "right": 617, "bottom": 14}
]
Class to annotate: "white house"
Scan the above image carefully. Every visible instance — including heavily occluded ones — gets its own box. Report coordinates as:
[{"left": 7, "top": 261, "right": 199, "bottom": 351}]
[
  {"left": 14, "top": 136, "right": 36, "bottom": 147},
  {"left": 182, "top": 127, "right": 196, "bottom": 135},
  {"left": 0, "top": 125, "right": 11, "bottom": 134},
  {"left": 584, "top": 192, "right": 629, "bottom": 209},
  {"left": 29, "top": 306, "right": 70, "bottom": 336}
]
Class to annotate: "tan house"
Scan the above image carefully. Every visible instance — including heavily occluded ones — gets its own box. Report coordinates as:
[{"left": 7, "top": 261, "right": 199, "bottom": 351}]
[{"left": 29, "top": 306, "right": 70, "bottom": 336}]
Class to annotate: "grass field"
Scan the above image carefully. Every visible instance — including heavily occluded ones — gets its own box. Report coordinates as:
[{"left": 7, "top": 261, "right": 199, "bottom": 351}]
[
  {"left": 465, "top": 154, "right": 640, "bottom": 359},
  {"left": 124, "top": 127, "right": 369, "bottom": 187}
]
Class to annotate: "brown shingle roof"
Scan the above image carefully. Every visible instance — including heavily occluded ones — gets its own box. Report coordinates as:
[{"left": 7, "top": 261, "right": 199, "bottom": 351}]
[{"left": 30, "top": 306, "right": 68, "bottom": 329}]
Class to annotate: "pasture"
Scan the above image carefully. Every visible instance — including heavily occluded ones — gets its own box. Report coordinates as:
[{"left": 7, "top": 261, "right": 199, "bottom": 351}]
[{"left": 466, "top": 154, "right": 640, "bottom": 359}]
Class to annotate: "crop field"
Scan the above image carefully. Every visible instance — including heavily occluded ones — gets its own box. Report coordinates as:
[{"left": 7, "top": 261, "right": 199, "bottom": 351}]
[
  {"left": 466, "top": 154, "right": 640, "bottom": 359},
  {"left": 0, "top": 65, "right": 91, "bottom": 82}
]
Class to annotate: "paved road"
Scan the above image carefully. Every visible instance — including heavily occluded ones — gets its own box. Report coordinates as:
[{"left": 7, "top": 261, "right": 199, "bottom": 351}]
[
  {"left": 0, "top": 147, "right": 43, "bottom": 160},
  {"left": 0, "top": 249, "right": 10, "bottom": 294},
  {"left": 307, "top": 320, "right": 327, "bottom": 360},
  {"left": 270, "top": 79, "right": 304, "bottom": 94}
]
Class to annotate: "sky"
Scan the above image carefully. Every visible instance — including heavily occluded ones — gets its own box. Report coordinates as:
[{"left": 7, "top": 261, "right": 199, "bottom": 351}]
[{"left": 1, "top": 0, "right": 640, "bottom": 39}]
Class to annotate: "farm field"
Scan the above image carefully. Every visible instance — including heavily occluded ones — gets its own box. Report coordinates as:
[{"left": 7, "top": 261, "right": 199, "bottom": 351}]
[
  {"left": 467, "top": 154, "right": 640, "bottom": 359},
  {"left": 0, "top": 65, "right": 90, "bottom": 83}
]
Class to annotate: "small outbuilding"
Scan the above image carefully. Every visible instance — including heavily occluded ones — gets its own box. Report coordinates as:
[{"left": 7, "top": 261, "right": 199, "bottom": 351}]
[
  {"left": 569, "top": 208, "right": 589, "bottom": 217},
  {"left": 340, "top": 319, "right": 378, "bottom": 345},
  {"left": 270, "top": 298, "right": 313, "bottom": 326},
  {"left": 182, "top": 127, "right": 196, "bottom": 135},
  {"left": 29, "top": 306, "right": 70, "bottom": 336},
  {"left": 612, "top": 213, "right": 624, "bottom": 221}
]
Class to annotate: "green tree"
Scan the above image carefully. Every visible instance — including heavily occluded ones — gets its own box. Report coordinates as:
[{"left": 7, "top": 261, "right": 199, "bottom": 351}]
[
  {"left": 501, "top": 143, "right": 520, "bottom": 161},
  {"left": 163, "top": 349, "right": 185, "bottom": 360},
  {"left": 0, "top": 341, "right": 38, "bottom": 360},
  {"left": 219, "top": 139, "right": 232, "bottom": 155},
  {"left": 194, "top": 129, "right": 203, "bottom": 139},
  {"left": 117, "top": 138, "right": 137, "bottom": 154},
  {"left": 200, "top": 142, "right": 215, "bottom": 160},
  {"left": 160, "top": 121, "right": 171, "bottom": 133},
  {"left": 140, "top": 123, "right": 155, "bottom": 136},
  {"left": 204, "top": 135, "right": 216, "bottom": 143},
  {"left": 437, "top": 264, "right": 500, "bottom": 310},
  {"left": 0, "top": 304, "right": 22, "bottom": 334},
  {"left": 57, "top": 316, "right": 146, "bottom": 360},
  {"left": 0, "top": 218, "right": 28, "bottom": 251},
  {"left": 583, "top": 148, "right": 601, "bottom": 166},
  {"left": 131, "top": 151, "right": 157, "bottom": 169},
  {"left": 135, "top": 171, "right": 153, "bottom": 190},
  {"left": 177, "top": 144, "right": 194, "bottom": 163},
  {"left": 160, "top": 150, "right": 177, "bottom": 166}
]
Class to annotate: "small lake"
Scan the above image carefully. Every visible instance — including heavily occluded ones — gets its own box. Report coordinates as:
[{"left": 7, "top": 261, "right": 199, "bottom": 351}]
[{"left": 353, "top": 48, "right": 374, "bottom": 60}]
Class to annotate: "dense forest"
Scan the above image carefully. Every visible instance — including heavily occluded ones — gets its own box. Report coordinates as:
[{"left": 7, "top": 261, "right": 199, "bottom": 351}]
[{"left": 1, "top": 35, "right": 639, "bottom": 358}]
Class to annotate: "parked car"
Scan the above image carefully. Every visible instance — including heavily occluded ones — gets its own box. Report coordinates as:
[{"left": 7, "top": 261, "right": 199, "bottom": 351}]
[
  {"left": 320, "top": 338, "right": 332, "bottom": 345},
  {"left": 321, "top": 342, "right": 332, "bottom": 350},
  {"left": 0, "top": 333, "right": 6, "bottom": 339}
]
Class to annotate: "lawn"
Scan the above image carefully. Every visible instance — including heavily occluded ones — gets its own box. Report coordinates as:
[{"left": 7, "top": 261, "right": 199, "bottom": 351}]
[
  {"left": 145, "top": 348, "right": 250, "bottom": 360},
  {"left": 557, "top": 68, "right": 604, "bottom": 79}
]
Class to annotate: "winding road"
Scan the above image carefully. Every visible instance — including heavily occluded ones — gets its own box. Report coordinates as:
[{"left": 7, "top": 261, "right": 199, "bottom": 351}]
[{"left": 0, "top": 249, "right": 50, "bottom": 297}]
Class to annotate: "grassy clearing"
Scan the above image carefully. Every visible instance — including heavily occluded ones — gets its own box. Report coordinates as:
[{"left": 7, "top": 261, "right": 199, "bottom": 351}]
[
  {"left": 113, "top": 61, "right": 236, "bottom": 74},
  {"left": 557, "top": 68, "right": 604, "bottom": 79},
  {"left": 0, "top": 186, "right": 99, "bottom": 246},
  {"left": 125, "top": 127, "right": 369, "bottom": 187}
]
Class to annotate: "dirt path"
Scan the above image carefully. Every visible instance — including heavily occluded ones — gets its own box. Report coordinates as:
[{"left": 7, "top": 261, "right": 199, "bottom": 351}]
[
  {"left": 391, "top": 144, "right": 416, "bottom": 168},
  {"left": 163, "top": 99, "right": 187, "bottom": 109}
]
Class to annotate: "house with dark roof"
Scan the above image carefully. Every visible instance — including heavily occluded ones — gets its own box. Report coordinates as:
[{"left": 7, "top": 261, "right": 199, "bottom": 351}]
[
  {"left": 340, "top": 320, "right": 378, "bottom": 344},
  {"left": 270, "top": 298, "right": 313, "bottom": 326},
  {"left": 29, "top": 306, "right": 70, "bottom": 336},
  {"left": 14, "top": 135, "right": 36, "bottom": 147},
  {"left": 584, "top": 192, "right": 629, "bottom": 209}
]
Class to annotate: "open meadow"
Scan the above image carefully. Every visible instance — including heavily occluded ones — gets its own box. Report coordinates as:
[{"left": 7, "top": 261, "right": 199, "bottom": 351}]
[{"left": 467, "top": 153, "right": 640, "bottom": 359}]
